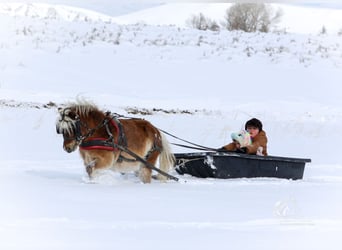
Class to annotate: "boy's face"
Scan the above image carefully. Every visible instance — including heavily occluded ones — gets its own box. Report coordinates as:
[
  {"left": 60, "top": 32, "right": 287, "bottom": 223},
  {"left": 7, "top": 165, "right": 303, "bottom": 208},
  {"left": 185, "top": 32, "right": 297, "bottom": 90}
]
[{"left": 246, "top": 126, "right": 260, "bottom": 138}]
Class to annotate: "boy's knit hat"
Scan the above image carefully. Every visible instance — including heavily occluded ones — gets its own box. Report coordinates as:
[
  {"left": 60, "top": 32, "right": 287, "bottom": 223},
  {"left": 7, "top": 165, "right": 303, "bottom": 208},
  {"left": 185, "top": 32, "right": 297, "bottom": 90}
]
[{"left": 245, "top": 118, "right": 263, "bottom": 131}]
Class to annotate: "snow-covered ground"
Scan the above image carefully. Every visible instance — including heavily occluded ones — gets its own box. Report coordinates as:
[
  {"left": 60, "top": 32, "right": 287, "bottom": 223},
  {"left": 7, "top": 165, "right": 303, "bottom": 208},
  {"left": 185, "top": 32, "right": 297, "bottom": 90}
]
[{"left": 1, "top": 2, "right": 342, "bottom": 249}]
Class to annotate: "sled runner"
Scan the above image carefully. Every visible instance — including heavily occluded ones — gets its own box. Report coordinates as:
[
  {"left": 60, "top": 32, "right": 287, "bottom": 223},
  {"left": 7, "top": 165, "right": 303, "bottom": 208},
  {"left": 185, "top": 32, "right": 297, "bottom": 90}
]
[{"left": 175, "top": 151, "right": 311, "bottom": 180}]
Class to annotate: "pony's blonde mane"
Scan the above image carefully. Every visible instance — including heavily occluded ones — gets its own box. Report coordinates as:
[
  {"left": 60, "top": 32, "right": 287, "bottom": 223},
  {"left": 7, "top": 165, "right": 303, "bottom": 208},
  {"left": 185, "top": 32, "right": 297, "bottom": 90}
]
[
  {"left": 56, "top": 100, "right": 102, "bottom": 135},
  {"left": 66, "top": 99, "right": 101, "bottom": 116}
]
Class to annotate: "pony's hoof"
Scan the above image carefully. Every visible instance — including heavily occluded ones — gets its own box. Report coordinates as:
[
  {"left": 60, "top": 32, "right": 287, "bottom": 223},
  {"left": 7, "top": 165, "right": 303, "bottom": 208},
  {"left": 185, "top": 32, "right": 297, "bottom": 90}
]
[
  {"left": 86, "top": 165, "right": 94, "bottom": 177},
  {"left": 153, "top": 174, "right": 167, "bottom": 182}
]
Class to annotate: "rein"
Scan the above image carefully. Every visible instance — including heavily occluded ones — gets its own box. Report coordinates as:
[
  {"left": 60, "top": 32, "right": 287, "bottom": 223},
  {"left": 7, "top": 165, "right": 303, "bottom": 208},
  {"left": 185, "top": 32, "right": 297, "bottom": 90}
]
[
  {"left": 108, "top": 113, "right": 219, "bottom": 152},
  {"left": 65, "top": 111, "right": 217, "bottom": 182},
  {"left": 159, "top": 129, "right": 218, "bottom": 152}
]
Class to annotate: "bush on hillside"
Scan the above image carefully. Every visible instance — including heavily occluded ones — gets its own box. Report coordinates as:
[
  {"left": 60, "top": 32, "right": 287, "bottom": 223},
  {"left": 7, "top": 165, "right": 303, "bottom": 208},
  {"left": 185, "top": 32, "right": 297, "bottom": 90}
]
[
  {"left": 187, "top": 13, "right": 220, "bottom": 31},
  {"left": 338, "top": 29, "right": 342, "bottom": 36},
  {"left": 224, "top": 3, "right": 282, "bottom": 33}
]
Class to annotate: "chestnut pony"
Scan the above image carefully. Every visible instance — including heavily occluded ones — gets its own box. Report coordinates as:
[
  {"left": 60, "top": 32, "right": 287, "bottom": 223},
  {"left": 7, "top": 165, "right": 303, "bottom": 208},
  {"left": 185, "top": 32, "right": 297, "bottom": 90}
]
[{"left": 56, "top": 101, "right": 175, "bottom": 183}]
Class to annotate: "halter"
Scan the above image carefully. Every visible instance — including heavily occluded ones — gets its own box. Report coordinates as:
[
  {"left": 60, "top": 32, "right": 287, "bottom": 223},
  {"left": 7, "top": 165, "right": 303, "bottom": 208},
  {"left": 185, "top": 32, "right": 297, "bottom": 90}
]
[
  {"left": 56, "top": 107, "right": 84, "bottom": 143},
  {"left": 68, "top": 117, "right": 83, "bottom": 143}
]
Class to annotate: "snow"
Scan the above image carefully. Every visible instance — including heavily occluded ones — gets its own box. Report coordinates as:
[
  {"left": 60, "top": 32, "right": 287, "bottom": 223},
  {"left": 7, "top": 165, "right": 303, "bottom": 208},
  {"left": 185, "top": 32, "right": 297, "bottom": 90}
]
[{"left": 1, "top": 2, "right": 342, "bottom": 249}]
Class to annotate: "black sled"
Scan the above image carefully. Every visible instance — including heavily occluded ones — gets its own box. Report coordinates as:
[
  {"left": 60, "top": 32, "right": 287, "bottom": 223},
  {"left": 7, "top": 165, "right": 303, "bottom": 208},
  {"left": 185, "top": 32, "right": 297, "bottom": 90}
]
[{"left": 175, "top": 151, "right": 311, "bottom": 180}]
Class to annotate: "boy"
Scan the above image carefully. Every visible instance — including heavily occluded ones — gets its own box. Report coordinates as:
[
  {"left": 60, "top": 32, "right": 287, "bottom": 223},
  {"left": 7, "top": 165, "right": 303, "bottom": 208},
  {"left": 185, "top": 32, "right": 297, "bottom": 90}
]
[{"left": 221, "top": 118, "right": 268, "bottom": 156}]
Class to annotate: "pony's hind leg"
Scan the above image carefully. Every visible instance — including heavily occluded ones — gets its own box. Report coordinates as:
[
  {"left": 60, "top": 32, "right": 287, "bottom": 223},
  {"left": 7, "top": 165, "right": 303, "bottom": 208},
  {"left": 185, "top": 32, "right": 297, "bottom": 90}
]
[
  {"left": 139, "top": 166, "right": 152, "bottom": 184},
  {"left": 139, "top": 151, "right": 159, "bottom": 183}
]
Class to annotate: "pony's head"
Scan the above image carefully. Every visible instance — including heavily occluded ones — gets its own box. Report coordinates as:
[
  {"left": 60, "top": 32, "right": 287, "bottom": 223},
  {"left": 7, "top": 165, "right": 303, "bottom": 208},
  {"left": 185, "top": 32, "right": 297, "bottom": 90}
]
[
  {"left": 56, "top": 106, "right": 82, "bottom": 153},
  {"left": 56, "top": 101, "right": 104, "bottom": 153},
  {"left": 231, "top": 130, "right": 252, "bottom": 148}
]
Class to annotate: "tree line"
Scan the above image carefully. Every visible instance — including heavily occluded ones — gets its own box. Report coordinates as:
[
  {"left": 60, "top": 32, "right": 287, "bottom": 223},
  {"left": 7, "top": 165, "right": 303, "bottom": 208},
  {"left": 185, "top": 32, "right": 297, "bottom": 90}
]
[{"left": 187, "top": 3, "right": 283, "bottom": 33}]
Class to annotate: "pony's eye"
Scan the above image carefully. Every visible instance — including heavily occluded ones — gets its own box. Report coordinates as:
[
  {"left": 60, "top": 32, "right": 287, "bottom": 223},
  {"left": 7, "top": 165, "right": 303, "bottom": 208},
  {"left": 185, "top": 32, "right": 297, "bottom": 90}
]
[
  {"left": 238, "top": 134, "right": 241, "bottom": 136},
  {"left": 64, "top": 110, "right": 76, "bottom": 120}
]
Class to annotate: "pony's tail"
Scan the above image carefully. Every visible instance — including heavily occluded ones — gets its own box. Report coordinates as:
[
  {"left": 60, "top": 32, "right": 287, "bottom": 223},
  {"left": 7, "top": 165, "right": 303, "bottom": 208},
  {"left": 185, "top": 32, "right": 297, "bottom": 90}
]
[{"left": 158, "top": 133, "right": 175, "bottom": 181}]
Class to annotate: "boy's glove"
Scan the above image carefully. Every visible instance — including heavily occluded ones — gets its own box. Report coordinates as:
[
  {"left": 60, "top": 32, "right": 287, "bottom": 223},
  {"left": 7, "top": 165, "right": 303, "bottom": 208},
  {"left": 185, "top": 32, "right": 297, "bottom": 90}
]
[
  {"left": 236, "top": 147, "right": 247, "bottom": 154},
  {"left": 217, "top": 147, "right": 228, "bottom": 152}
]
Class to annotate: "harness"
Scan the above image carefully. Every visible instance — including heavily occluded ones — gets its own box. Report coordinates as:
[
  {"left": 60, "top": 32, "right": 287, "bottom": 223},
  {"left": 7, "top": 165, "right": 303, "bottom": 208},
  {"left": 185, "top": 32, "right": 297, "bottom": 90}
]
[
  {"left": 78, "top": 113, "right": 162, "bottom": 163},
  {"left": 79, "top": 115, "right": 126, "bottom": 152}
]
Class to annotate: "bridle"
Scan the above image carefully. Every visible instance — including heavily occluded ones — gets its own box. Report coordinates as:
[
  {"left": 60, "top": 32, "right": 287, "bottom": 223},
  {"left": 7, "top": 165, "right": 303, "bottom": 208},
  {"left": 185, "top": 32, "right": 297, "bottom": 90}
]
[{"left": 62, "top": 117, "right": 83, "bottom": 143}]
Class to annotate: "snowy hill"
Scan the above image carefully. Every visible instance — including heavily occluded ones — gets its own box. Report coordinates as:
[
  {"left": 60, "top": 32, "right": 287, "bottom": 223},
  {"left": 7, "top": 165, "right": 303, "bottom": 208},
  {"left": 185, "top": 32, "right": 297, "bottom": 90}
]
[
  {"left": 0, "top": 2, "right": 115, "bottom": 22},
  {"left": 115, "top": 3, "right": 342, "bottom": 34},
  {"left": 1, "top": 2, "right": 342, "bottom": 250},
  {"left": 2, "top": 2, "right": 342, "bottom": 34}
]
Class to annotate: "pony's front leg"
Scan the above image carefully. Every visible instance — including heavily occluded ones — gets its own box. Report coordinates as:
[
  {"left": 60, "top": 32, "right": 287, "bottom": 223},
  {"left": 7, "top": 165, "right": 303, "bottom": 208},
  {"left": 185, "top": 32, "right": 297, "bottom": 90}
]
[
  {"left": 80, "top": 150, "right": 96, "bottom": 178},
  {"left": 86, "top": 160, "right": 96, "bottom": 177},
  {"left": 80, "top": 150, "right": 116, "bottom": 179}
]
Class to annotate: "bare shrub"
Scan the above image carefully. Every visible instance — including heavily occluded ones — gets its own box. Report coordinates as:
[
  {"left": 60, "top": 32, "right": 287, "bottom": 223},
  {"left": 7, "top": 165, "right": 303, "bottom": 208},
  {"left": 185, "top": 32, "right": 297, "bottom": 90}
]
[
  {"left": 224, "top": 3, "right": 282, "bottom": 33},
  {"left": 187, "top": 13, "right": 220, "bottom": 31},
  {"left": 319, "top": 26, "right": 327, "bottom": 35},
  {"left": 338, "top": 29, "right": 342, "bottom": 36}
]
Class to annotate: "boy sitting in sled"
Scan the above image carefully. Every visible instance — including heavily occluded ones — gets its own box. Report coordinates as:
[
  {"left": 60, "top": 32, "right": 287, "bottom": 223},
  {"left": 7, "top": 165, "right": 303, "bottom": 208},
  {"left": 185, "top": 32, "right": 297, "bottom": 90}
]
[{"left": 220, "top": 118, "right": 268, "bottom": 156}]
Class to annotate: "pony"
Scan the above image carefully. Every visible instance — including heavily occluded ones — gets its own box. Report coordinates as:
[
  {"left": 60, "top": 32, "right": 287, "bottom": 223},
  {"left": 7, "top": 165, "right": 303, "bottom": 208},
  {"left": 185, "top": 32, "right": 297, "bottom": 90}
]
[{"left": 56, "top": 100, "right": 175, "bottom": 183}]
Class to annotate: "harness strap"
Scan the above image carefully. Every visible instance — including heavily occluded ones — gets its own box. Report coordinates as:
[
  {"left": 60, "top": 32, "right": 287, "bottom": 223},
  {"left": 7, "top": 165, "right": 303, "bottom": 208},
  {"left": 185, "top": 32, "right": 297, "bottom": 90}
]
[
  {"left": 79, "top": 138, "right": 117, "bottom": 151},
  {"left": 171, "top": 143, "right": 217, "bottom": 151},
  {"left": 80, "top": 115, "right": 124, "bottom": 151},
  {"left": 160, "top": 129, "right": 217, "bottom": 151},
  {"left": 109, "top": 116, "right": 127, "bottom": 148},
  {"left": 117, "top": 155, "right": 137, "bottom": 163},
  {"left": 113, "top": 142, "right": 179, "bottom": 182}
]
